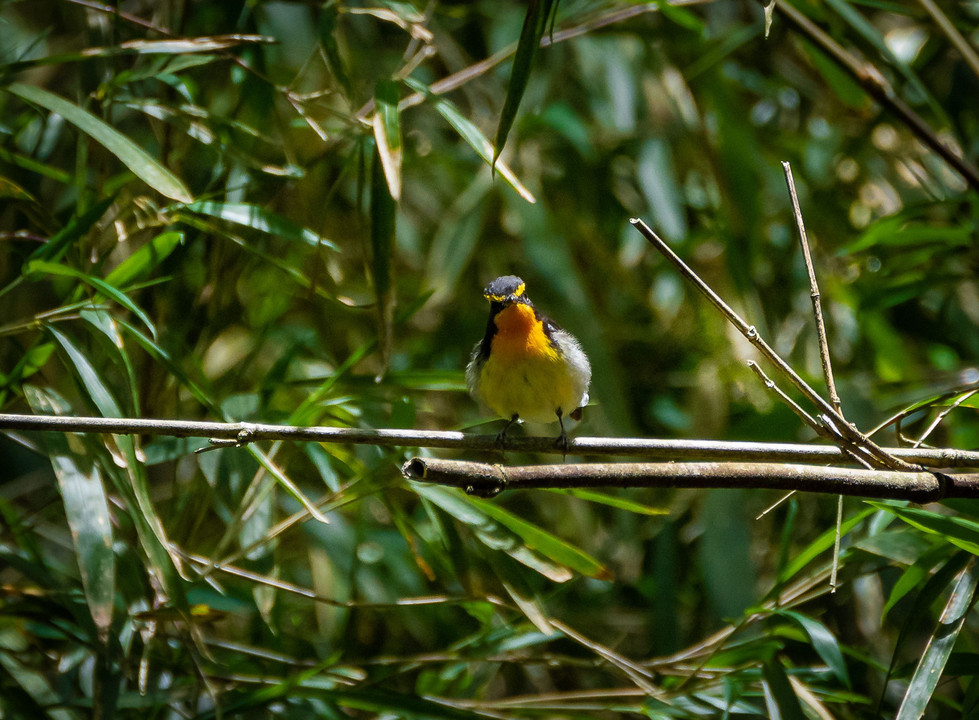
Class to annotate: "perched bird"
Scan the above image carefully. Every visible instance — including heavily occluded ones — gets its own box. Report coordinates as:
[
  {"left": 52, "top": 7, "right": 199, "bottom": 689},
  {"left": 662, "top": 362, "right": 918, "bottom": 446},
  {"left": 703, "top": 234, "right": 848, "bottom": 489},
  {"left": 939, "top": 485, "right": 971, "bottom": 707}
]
[{"left": 466, "top": 275, "right": 591, "bottom": 448}]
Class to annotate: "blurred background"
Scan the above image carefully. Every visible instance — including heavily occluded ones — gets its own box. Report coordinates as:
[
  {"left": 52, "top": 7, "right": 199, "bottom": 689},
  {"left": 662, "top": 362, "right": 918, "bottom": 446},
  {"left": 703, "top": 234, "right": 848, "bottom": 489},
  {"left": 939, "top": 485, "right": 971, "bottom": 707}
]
[{"left": 2, "top": 0, "right": 979, "bottom": 717}]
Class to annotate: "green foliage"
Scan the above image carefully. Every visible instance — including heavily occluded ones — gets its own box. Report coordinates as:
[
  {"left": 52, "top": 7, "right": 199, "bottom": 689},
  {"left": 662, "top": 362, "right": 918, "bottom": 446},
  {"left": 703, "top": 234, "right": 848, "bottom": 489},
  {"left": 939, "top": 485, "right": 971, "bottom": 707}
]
[{"left": 2, "top": 0, "right": 979, "bottom": 718}]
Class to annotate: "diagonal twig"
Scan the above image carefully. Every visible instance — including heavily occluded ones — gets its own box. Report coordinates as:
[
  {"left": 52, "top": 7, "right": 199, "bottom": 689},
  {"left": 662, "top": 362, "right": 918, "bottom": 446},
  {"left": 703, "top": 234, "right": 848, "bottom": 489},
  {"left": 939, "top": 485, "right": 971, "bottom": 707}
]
[
  {"left": 781, "top": 160, "right": 846, "bottom": 592},
  {"left": 782, "top": 161, "right": 841, "bottom": 414},
  {"left": 630, "top": 217, "right": 921, "bottom": 473}
]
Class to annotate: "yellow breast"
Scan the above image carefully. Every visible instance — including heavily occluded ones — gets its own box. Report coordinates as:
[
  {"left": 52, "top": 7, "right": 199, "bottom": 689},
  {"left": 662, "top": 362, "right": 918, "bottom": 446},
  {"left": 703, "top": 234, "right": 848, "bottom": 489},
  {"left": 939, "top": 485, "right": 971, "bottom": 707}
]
[{"left": 477, "top": 304, "right": 578, "bottom": 424}]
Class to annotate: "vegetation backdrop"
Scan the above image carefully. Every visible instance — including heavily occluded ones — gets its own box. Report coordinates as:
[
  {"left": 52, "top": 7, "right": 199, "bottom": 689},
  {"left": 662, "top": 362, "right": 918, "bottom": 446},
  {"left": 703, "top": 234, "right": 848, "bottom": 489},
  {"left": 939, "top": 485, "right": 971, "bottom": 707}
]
[{"left": 1, "top": 0, "right": 979, "bottom": 717}]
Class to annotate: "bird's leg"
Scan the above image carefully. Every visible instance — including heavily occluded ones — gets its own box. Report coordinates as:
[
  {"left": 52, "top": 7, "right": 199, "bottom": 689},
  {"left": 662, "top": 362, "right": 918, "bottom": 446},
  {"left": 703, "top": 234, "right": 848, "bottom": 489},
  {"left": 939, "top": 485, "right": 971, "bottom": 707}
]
[
  {"left": 496, "top": 414, "right": 519, "bottom": 448},
  {"left": 555, "top": 408, "right": 570, "bottom": 460}
]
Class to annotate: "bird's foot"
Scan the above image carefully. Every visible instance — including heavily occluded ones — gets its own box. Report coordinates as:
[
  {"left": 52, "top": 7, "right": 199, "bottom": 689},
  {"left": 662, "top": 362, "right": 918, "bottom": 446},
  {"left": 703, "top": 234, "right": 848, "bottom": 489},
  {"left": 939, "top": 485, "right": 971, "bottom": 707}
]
[{"left": 495, "top": 414, "right": 519, "bottom": 451}]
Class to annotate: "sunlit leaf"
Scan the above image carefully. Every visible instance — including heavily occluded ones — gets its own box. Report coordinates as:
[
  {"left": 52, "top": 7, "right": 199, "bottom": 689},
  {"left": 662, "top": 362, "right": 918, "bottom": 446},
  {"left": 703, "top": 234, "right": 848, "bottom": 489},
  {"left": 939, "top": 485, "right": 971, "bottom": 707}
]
[
  {"left": 370, "top": 139, "right": 396, "bottom": 380},
  {"left": 546, "top": 488, "right": 669, "bottom": 516},
  {"left": 6, "top": 83, "right": 193, "bottom": 202},
  {"left": 105, "top": 231, "right": 183, "bottom": 288},
  {"left": 868, "top": 502, "right": 979, "bottom": 556},
  {"left": 26, "top": 259, "right": 156, "bottom": 339},
  {"left": 181, "top": 201, "right": 337, "bottom": 250},
  {"left": 774, "top": 508, "right": 875, "bottom": 589},
  {"left": 24, "top": 386, "right": 115, "bottom": 643},
  {"left": 373, "top": 79, "right": 402, "bottom": 201},
  {"left": 405, "top": 77, "right": 536, "bottom": 203},
  {"left": 471, "top": 494, "right": 610, "bottom": 580}
]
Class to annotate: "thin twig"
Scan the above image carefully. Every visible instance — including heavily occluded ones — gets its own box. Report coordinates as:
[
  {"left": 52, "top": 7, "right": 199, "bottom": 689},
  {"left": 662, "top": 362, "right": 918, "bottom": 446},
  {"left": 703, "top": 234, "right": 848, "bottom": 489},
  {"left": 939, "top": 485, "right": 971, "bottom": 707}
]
[
  {"left": 630, "top": 217, "right": 920, "bottom": 473},
  {"left": 782, "top": 161, "right": 841, "bottom": 414},
  {"left": 781, "top": 161, "right": 845, "bottom": 593},
  {"left": 3, "top": 413, "right": 978, "bottom": 466},
  {"left": 914, "top": 387, "right": 979, "bottom": 448},
  {"left": 746, "top": 361, "right": 873, "bottom": 469},
  {"left": 403, "top": 457, "right": 974, "bottom": 502}
]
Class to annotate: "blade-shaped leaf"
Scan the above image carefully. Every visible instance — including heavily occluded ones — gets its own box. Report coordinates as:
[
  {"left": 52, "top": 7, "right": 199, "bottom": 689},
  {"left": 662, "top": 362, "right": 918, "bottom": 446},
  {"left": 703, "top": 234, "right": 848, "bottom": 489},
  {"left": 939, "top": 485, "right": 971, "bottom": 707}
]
[
  {"left": 26, "top": 259, "right": 156, "bottom": 339},
  {"left": 773, "top": 508, "right": 875, "bottom": 589},
  {"left": 405, "top": 77, "right": 536, "bottom": 203},
  {"left": 776, "top": 610, "right": 850, "bottom": 689},
  {"left": 24, "top": 386, "right": 115, "bottom": 642},
  {"left": 181, "top": 201, "right": 337, "bottom": 249},
  {"left": 6, "top": 83, "right": 192, "bottom": 202},
  {"left": 105, "top": 231, "right": 183, "bottom": 287},
  {"left": 29, "top": 195, "right": 115, "bottom": 263},
  {"left": 896, "top": 557, "right": 979, "bottom": 720},
  {"left": 370, "top": 139, "right": 396, "bottom": 380},
  {"left": 493, "top": 0, "right": 556, "bottom": 165},
  {"left": 762, "top": 656, "right": 807, "bottom": 720},
  {"left": 546, "top": 488, "right": 669, "bottom": 516},
  {"left": 47, "top": 325, "right": 124, "bottom": 417},
  {"left": 868, "top": 502, "right": 979, "bottom": 556},
  {"left": 416, "top": 484, "right": 608, "bottom": 581},
  {"left": 372, "top": 79, "right": 402, "bottom": 201}
]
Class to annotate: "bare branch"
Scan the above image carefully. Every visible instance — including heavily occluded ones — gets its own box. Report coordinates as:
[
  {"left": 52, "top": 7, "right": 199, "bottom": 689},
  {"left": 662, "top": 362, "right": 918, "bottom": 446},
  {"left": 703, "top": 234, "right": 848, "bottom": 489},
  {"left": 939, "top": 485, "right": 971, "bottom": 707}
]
[
  {"left": 630, "top": 217, "right": 919, "bottom": 473},
  {"left": 3, "top": 412, "right": 979, "bottom": 466},
  {"left": 782, "top": 161, "right": 841, "bottom": 414},
  {"left": 403, "top": 457, "right": 978, "bottom": 502}
]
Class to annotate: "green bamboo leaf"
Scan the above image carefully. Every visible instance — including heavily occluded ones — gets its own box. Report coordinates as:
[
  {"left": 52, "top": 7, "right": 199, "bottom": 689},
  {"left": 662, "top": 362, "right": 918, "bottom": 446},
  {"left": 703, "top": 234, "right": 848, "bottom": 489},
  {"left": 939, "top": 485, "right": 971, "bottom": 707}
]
[
  {"left": 879, "top": 552, "right": 971, "bottom": 708},
  {"left": 762, "top": 656, "right": 807, "bottom": 720},
  {"left": 373, "top": 79, "right": 402, "bottom": 201},
  {"left": 26, "top": 259, "right": 156, "bottom": 339},
  {"left": 492, "top": 0, "right": 556, "bottom": 165},
  {"left": 0, "top": 175, "right": 38, "bottom": 203},
  {"left": 471, "top": 494, "right": 610, "bottom": 580},
  {"left": 24, "top": 386, "right": 115, "bottom": 643},
  {"left": 6, "top": 83, "right": 192, "bottom": 202},
  {"left": 822, "top": 0, "right": 943, "bottom": 119},
  {"left": 546, "top": 488, "right": 669, "bottom": 516},
  {"left": 868, "top": 502, "right": 979, "bottom": 555},
  {"left": 105, "top": 231, "right": 183, "bottom": 287},
  {"left": 416, "top": 484, "right": 568, "bottom": 582},
  {"left": 774, "top": 508, "right": 875, "bottom": 589},
  {"left": 116, "top": 318, "right": 218, "bottom": 413},
  {"left": 47, "top": 325, "right": 124, "bottom": 417},
  {"left": 0, "top": 36, "right": 271, "bottom": 74},
  {"left": 405, "top": 77, "right": 536, "bottom": 203},
  {"left": 882, "top": 544, "right": 950, "bottom": 619},
  {"left": 181, "top": 201, "right": 337, "bottom": 250},
  {"left": 415, "top": 484, "right": 609, "bottom": 581},
  {"left": 776, "top": 610, "right": 850, "bottom": 689},
  {"left": 896, "top": 557, "right": 979, "bottom": 720},
  {"left": 0, "top": 342, "right": 54, "bottom": 388},
  {"left": 370, "top": 139, "right": 396, "bottom": 380},
  {"left": 318, "top": 9, "right": 351, "bottom": 93},
  {"left": 29, "top": 196, "right": 115, "bottom": 262}
]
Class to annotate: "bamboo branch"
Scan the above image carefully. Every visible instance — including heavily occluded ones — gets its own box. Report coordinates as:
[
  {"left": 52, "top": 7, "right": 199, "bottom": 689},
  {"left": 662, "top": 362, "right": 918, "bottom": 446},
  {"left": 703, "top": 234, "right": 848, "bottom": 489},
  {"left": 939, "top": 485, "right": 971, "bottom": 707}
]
[
  {"left": 403, "top": 457, "right": 978, "bottom": 502},
  {"left": 782, "top": 161, "right": 841, "bottom": 414},
  {"left": 630, "top": 217, "right": 919, "bottom": 473},
  {"left": 781, "top": 160, "right": 846, "bottom": 591},
  {"left": 3, "top": 413, "right": 979, "bottom": 466}
]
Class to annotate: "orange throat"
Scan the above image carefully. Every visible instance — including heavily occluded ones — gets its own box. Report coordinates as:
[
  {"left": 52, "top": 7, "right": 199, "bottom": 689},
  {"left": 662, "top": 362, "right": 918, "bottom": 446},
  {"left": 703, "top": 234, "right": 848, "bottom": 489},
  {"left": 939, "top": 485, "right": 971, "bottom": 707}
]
[{"left": 490, "top": 303, "right": 557, "bottom": 360}]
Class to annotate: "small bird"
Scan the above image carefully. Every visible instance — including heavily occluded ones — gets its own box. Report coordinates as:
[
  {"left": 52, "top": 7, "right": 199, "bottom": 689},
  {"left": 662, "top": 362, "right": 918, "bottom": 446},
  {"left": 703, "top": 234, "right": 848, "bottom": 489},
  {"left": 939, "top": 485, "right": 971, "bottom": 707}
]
[{"left": 466, "top": 275, "right": 591, "bottom": 448}]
